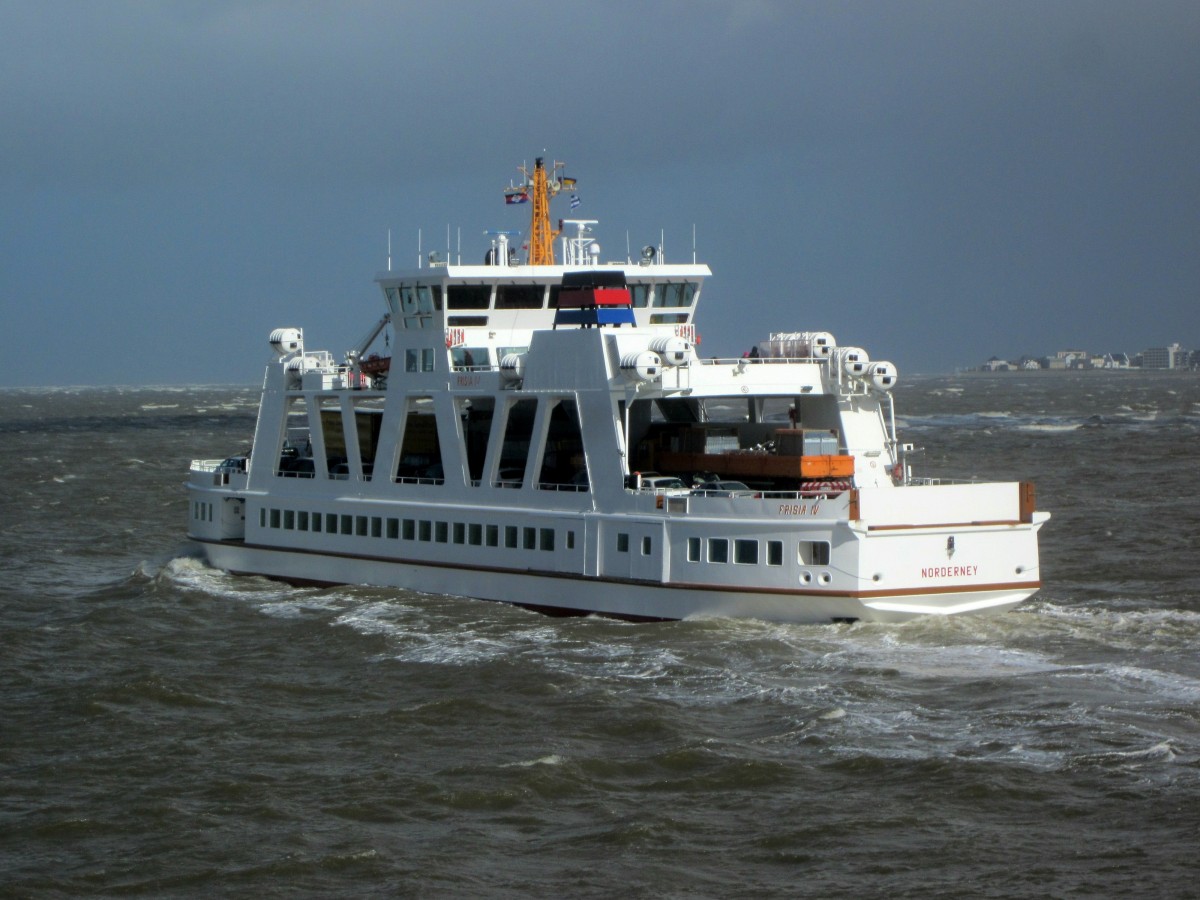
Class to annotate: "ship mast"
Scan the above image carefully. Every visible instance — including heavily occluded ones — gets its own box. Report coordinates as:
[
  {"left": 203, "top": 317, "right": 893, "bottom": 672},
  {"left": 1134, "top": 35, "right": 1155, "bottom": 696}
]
[{"left": 506, "top": 157, "right": 573, "bottom": 265}]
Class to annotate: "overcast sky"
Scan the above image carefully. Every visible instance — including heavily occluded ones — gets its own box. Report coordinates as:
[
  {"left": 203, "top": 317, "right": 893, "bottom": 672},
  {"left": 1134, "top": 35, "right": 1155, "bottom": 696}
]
[{"left": 2, "top": 0, "right": 1197, "bottom": 385}]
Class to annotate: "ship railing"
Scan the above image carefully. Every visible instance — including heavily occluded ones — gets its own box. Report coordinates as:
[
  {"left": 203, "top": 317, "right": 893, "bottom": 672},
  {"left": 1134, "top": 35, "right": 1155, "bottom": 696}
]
[
  {"left": 191, "top": 459, "right": 249, "bottom": 487},
  {"left": 697, "top": 355, "right": 826, "bottom": 366},
  {"left": 393, "top": 475, "right": 446, "bottom": 486},
  {"left": 536, "top": 482, "right": 589, "bottom": 493}
]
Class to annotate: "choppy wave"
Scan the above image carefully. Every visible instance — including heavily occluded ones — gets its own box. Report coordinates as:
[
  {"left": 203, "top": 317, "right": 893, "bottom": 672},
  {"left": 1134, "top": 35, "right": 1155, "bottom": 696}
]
[{"left": 8, "top": 380, "right": 1200, "bottom": 897}]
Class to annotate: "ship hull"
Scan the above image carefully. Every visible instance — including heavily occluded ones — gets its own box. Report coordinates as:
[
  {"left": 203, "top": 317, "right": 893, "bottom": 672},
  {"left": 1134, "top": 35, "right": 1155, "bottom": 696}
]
[{"left": 195, "top": 537, "right": 1039, "bottom": 625}]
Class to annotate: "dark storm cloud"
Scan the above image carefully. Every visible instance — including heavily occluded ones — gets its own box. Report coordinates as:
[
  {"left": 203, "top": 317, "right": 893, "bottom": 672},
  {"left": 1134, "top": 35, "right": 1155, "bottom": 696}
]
[{"left": 1, "top": 0, "right": 1197, "bottom": 384}]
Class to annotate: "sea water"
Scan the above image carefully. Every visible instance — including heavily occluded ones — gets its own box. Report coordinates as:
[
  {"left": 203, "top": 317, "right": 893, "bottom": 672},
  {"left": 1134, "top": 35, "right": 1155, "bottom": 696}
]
[{"left": 2, "top": 373, "right": 1198, "bottom": 897}]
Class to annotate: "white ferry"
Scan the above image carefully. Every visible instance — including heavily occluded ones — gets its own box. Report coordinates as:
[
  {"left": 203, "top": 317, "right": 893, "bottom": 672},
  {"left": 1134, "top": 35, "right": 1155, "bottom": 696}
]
[{"left": 187, "top": 158, "right": 1049, "bottom": 624}]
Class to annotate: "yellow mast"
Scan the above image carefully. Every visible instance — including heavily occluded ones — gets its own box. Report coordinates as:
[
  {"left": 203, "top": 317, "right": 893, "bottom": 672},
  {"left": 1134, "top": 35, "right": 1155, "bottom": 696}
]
[
  {"left": 528, "top": 158, "right": 559, "bottom": 265},
  {"left": 507, "top": 157, "right": 570, "bottom": 265}
]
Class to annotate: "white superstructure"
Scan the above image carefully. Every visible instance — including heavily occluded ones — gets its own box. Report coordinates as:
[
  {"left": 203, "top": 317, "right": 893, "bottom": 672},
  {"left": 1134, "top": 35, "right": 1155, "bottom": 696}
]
[{"left": 187, "top": 174, "right": 1048, "bottom": 624}]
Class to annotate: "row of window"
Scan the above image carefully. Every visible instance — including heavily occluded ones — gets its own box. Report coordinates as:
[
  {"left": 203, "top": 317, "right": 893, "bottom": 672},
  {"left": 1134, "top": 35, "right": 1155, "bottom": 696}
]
[
  {"left": 192, "top": 501, "right": 214, "bottom": 522},
  {"left": 383, "top": 281, "right": 700, "bottom": 332},
  {"left": 260, "top": 507, "right": 575, "bottom": 554},
  {"left": 686, "top": 537, "right": 830, "bottom": 567},
  {"left": 256, "top": 506, "right": 828, "bottom": 573}
]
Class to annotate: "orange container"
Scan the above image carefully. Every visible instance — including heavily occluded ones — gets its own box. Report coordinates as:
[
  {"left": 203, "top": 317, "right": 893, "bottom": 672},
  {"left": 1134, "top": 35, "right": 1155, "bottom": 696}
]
[{"left": 800, "top": 455, "right": 855, "bottom": 479}]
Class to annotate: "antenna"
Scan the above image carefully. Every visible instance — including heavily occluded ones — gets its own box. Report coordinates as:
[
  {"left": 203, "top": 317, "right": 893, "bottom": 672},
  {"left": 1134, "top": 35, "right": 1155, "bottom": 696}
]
[
  {"left": 692, "top": 223, "right": 696, "bottom": 264},
  {"left": 387, "top": 229, "right": 392, "bottom": 272},
  {"left": 626, "top": 230, "right": 631, "bottom": 262},
  {"left": 417, "top": 228, "right": 422, "bottom": 268},
  {"left": 660, "top": 229, "right": 665, "bottom": 264}
]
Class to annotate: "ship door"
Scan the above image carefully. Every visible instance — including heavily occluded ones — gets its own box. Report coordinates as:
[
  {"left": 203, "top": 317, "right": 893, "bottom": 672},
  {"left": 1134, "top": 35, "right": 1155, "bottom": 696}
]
[
  {"left": 583, "top": 515, "right": 600, "bottom": 577},
  {"left": 220, "top": 498, "right": 246, "bottom": 540},
  {"left": 628, "top": 523, "right": 665, "bottom": 582},
  {"left": 601, "top": 521, "right": 664, "bottom": 582}
]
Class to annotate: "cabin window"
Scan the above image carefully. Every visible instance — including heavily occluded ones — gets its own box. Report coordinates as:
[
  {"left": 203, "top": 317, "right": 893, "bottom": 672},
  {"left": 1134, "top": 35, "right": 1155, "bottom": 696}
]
[
  {"left": 298, "top": 511, "right": 309, "bottom": 531},
  {"left": 687, "top": 537, "right": 701, "bottom": 562},
  {"left": 641, "top": 536, "right": 652, "bottom": 556},
  {"left": 270, "top": 509, "right": 281, "bottom": 529},
  {"left": 767, "top": 540, "right": 783, "bottom": 566},
  {"left": 417, "top": 284, "right": 438, "bottom": 313},
  {"left": 447, "top": 284, "right": 492, "bottom": 309},
  {"left": 371, "top": 517, "right": 382, "bottom": 538},
  {"left": 453, "top": 522, "right": 465, "bottom": 544},
  {"left": 340, "top": 514, "right": 353, "bottom": 535},
  {"left": 468, "top": 523, "right": 483, "bottom": 545},
  {"left": 311, "top": 511, "right": 322, "bottom": 533},
  {"left": 540, "top": 528, "right": 555, "bottom": 551},
  {"left": 734, "top": 539, "right": 758, "bottom": 565},
  {"left": 451, "top": 347, "right": 489, "bottom": 369},
  {"left": 616, "top": 533, "right": 629, "bottom": 553},
  {"left": 486, "top": 524, "right": 499, "bottom": 547},
  {"left": 402, "top": 518, "right": 415, "bottom": 540},
  {"left": 355, "top": 516, "right": 368, "bottom": 537},
  {"left": 387, "top": 518, "right": 399, "bottom": 539},
  {"left": 421, "top": 348, "right": 435, "bottom": 372},
  {"left": 799, "top": 541, "right": 831, "bottom": 566},
  {"left": 434, "top": 521, "right": 448, "bottom": 543},
  {"left": 649, "top": 313, "right": 689, "bottom": 325},
  {"left": 505, "top": 525, "right": 518, "bottom": 548},
  {"left": 326, "top": 513, "right": 337, "bottom": 534},
  {"left": 630, "top": 284, "right": 651, "bottom": 308},
  {"left": 495, "top": 284, "right": 545, "bottom": 309},
  {"left": 566, "top": 530, "right": 575, "bottom": 550},
  {"left": 283, "top": 510, "right": 295, "bottom": 530},
  {"left": 653, "top": 282, "right": 696, "bottom": 308},
  {"left": 259, "top": 508, "right": 266, "bottom": 528},
  {"left": 523, "top": 527, "right": 536, "bottom": 550},
  {"left": 405, "top": 349, "right": 419, "bottom": 373},
  {"left": 708, "top": 538, "right": 729, "bottom": 563},
  {"left": 448, "top": 316, "right": 488, "bottom": 327},
  {"left": 418, "top": 520, "right": 432, "bottom": 542}
]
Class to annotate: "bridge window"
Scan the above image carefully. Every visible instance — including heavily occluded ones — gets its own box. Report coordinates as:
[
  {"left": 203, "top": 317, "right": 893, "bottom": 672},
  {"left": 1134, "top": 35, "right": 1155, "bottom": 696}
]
[
  {"left": 653, "top": 282, "right": 696, "bottom": 308},
  {"left": 447, "top": 284, "right": 491, "bottom": 309},
  {"left": 495, "top": 284, "right": 545, "bottom": 309}
]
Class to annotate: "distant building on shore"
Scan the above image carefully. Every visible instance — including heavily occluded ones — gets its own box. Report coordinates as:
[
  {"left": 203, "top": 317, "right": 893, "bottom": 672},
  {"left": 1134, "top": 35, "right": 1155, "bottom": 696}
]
[
  {"left": 976, "top": 342, "right": 1193, "bottom": 371},
  {"left": 1142, "top": 343, "right": 1185, "bottom": 370}
]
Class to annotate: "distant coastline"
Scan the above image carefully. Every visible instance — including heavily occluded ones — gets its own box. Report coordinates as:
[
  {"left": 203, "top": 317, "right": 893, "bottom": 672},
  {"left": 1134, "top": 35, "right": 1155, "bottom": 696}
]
[{"left": 972, "top": 342, "right": 1195, "bottom": 373}]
